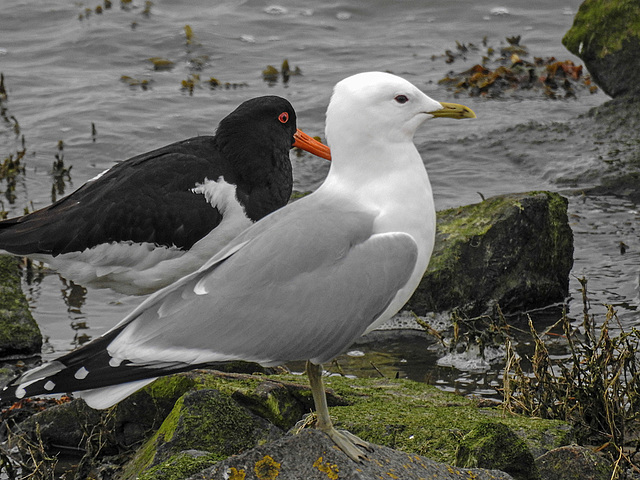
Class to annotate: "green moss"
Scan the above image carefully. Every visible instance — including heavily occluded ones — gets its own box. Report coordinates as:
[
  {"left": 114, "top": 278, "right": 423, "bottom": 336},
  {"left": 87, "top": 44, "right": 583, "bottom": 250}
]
[
  {"left": 315, "top": 375, "right": 571, "bottom": 465},
  {"left": 146, "top": 374, "right": 196, "bottom": 402},
  {"left": 562, "top": 0, "right": 640, "bottom": 58},
  {"left": 122, "top": 387, "right": 280, "bottom": 479},
  {"left": 456, "top": 421, "right": 540, "bottom": 480},
  {"left": 120, "top": 396, "right": 187, "bottom": 480},
  {"left": 428, "top": 195, "right": 516, "bottom": 273},
  {"left": 0, "top": 255, "right": 41, "bottom": 355},
  {"left": 171, "top": 390, "right": 262, "bottom": 455},
  {"left": 137, "top": 451, "right": 223, "bottom": 480},
  {"left": 122, "top": 371, "right": 571, "bottom": 479}
]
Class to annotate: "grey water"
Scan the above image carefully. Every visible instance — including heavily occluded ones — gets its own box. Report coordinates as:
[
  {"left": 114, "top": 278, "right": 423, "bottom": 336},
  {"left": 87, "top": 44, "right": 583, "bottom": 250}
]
[{"left": 0, "top": 0, "right": 636, "bottom": 397}]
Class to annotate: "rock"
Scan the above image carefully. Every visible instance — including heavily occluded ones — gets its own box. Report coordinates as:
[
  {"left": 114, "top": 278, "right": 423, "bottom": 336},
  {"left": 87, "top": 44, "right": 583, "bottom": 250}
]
[
  {"left": 122, "top": 389, "right": 283, "bottom": 479},
  {"left": 11, "top": 398, "right": 102, "bottom": 453},
  {"left": 12, "top": 374, "right": 196, "bottom": 451},
  {"left": 188, "top": 429, "right": 515, "bottom": 480},
  {"left": 137, "top": 450, "right": 224, "bottom": 480},
  {"left": 455, "top": 421, "right": 539, "bottom": 480},
  {"left": 406, "top": 192, "right": 573, "bottom": 317},
  {"left": 562, "top": 0, "right": 640, "bottom": 98},
  {"left": 119, "top": 371, "right": 572, "bottom": 480},
  {"left": 4, "top": 371, "right": 576, "bottom": 479},
  {"left": 535, "top": 445, "right": 612, "bottom": 480},
  {"left": 6, "top": 374, "right": 197, "bottom": 479},
  {"left": 0, "top": 255, "right": 42, "bottom": 356}
]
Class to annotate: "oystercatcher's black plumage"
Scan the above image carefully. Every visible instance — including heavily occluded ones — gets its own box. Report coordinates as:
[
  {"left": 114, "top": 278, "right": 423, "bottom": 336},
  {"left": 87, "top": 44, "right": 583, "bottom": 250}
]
[{"left": 0, "top": 96, "right": 330, "bottom": 294}]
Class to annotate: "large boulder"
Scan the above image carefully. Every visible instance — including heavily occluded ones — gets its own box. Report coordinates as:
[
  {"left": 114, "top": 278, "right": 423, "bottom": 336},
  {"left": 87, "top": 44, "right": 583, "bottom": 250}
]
[
  {"left": 406, "top": 192, "right": 573, "bottom": 317},
  {"left": 563, "top": 0, "right": 640, "bottom": 98},
  {"left": 190, "top": 429, "right": 515, "bottom": 480}
]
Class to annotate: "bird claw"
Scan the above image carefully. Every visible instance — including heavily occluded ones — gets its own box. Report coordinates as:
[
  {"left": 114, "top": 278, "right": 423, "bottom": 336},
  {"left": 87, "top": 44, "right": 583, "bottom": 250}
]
[{"left": 324, "top": 427, "right": 372, "bottom": 462}]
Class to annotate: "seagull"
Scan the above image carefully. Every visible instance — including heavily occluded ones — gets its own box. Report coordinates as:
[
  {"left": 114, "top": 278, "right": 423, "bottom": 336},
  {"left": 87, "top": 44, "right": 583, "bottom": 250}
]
[
  {"left": 1, "top": 72, "right": 475, "bottom": 461},
  {"left": 0, "top": 96, "right": 330, "bottom": 295}
]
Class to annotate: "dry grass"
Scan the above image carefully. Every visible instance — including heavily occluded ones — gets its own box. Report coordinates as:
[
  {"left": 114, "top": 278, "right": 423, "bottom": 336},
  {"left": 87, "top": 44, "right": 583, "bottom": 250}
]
[{"left": 501, "top": 277, "right": 640, "bottom": 478}]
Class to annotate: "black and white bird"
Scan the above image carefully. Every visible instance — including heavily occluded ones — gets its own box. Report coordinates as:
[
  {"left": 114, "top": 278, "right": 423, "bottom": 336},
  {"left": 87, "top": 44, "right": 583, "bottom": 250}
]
[
  {"left": 1, "top": 72, "right": 475, "bottom": 460},
  {"left": 0, "top": 96, "right": 330, "bottom": 294}
]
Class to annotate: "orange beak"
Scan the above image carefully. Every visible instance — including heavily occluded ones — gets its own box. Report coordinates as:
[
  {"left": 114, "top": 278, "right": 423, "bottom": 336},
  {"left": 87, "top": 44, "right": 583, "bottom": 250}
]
[{"left": 293, "top": 129, "right": 331, "bottom": 161}]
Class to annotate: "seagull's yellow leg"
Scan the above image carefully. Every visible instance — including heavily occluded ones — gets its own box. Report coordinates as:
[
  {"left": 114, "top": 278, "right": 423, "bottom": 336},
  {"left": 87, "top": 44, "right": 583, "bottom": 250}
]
[{"left": 306, "top": 360, "right": 371, "bottom": 462}]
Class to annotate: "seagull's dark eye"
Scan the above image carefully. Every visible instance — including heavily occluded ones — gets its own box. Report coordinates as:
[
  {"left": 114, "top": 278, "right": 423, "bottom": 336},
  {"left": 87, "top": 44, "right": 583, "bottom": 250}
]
[
  {"left": 394, "top": 95, "right": 409, "bottom": 104},
  {"left": 278, "top": 112, "right": 289, "bottom": 123}
]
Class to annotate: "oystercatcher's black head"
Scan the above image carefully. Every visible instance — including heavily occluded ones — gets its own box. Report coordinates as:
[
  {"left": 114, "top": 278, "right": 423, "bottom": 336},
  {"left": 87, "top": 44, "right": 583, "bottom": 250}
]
[{"left": 215, "top": 96, "right": 298, "bottom": 160}]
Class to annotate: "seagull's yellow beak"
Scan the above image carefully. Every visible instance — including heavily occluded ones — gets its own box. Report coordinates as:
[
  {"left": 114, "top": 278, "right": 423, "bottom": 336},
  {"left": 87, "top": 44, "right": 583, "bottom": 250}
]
[{"left": 427, "top": 102, "right": 476, "bottom": 119}]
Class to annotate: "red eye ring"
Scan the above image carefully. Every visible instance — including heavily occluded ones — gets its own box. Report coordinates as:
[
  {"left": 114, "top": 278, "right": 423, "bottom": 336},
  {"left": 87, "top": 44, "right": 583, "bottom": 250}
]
[{"left": 278, "top": 112, "right": 289, "bottom": 123}]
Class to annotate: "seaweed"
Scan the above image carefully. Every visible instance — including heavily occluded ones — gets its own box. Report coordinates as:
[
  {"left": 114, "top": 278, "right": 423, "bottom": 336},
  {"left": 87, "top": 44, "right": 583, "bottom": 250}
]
[
  {"left": 51, "top": 140, "right": 72, "bottom": 203},
  {"left": 262, "top": 59, "right": 302, "bottom": 86},
  {"left": 147, "top": 57, "right": 174, "bottom": 71},
  {"left": 437, "top": 36, "right": 597, "bottom": 99}
]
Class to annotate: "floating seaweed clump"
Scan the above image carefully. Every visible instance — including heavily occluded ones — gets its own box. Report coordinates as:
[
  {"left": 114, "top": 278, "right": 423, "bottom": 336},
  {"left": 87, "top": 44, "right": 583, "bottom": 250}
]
[
  {"left": 181, "top": 74, "right": 200, "bottom": 96},
  {"left": 438, "top": 36, "right": 598, "bottom": 99},
  {"left": 120, "top": 75, "right": 152, "bottom": 90},
  {"left": 1, "top": 150, "right": 26, "bottom": 205},
  {"left": 208, "top": 78, "right": 249, "bottom": 90},
  {"left": 262, "top": 59, "right": 302, "bottom": 85},
  {"left": 147, "top": 57, "right": 174, "bottom": 71},
  {"left": 52, "top": 140, "right": 72, "bottom": 203},
  {"left": 78, "top": 0, "right": 151, "bottom": 21}
]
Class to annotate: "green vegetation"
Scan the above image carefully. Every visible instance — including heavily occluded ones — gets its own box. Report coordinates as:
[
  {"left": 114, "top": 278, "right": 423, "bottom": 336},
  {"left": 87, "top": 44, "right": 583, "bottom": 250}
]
[
  {"left": 502, "top": 278, "right": 640, "bottom": 477},
  {"left": 562, "top": 0, "right": 640, "bottom": 58}
]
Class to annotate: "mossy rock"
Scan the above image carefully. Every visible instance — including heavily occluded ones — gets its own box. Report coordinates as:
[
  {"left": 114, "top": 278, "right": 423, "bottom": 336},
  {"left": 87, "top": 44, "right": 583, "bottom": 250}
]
[
  {"left": 122, "top": 389, "right": 283, "bottom": 479},
  {"left": 137, "top": 450, "right": 224, "bottom": 480},
  {"left": 11, "top": 373, "right": 197, "bottom": 474},
  {"left": 562, "top": 0, "right": 640, "bottom": 97},
  {"left": 183, "top": 369, "right": 347, "bottom": 430},
  {"left": 199, "top": 429, "right": 515, "bottom": 480},
  {"left": 455, "top": 421, "right": 539, "bottom": 480},
  {"left": 318, "top": 375, "right": 572, "bottom": 466},
  {"left": 535, "top": 445, "right": 612, "bottom": 480},
  {"left": 406, "top": 192, "right": 573, "bottom": 317},
  {"left": 0, "top": 255, "right": 42, "bottom": 356}
]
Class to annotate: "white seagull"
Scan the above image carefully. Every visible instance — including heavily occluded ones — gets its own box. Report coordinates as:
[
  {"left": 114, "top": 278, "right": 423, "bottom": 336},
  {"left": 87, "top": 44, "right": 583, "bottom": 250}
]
[{"left": 1, "top": 72, "right": 476, "bottom": 461}]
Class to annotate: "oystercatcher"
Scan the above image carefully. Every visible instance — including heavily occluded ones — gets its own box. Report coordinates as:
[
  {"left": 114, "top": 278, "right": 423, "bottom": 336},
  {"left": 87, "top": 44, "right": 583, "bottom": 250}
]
[{"left": 0, "top": 96, "right": 330, "bottom": 294}]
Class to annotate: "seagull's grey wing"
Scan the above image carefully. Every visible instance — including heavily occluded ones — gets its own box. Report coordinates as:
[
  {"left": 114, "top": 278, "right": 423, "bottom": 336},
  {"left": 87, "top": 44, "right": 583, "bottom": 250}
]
[{"left": 107, "top": 204, "right": 419, "bottom": 366}]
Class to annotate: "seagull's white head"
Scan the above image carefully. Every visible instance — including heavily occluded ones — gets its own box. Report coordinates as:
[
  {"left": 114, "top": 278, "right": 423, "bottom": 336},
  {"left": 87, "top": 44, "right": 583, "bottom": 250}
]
[{"left": 325, "top": 71, "right": 475, "bottom": 151}]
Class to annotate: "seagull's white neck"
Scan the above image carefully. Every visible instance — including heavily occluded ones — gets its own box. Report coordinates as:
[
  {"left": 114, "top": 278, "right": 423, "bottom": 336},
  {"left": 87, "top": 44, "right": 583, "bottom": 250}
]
[
  {"left": 319, "top": 133, "right": 435, "bottom": 257},
  {"left": 317, "top": 122, "right": 437, "bottom": 332}
]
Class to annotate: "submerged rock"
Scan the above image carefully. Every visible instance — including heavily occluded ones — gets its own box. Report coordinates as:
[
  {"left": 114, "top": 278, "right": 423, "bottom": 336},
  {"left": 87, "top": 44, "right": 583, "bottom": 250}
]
[
  {"left": 563, "top": 0, "right": 640, "bottom": 98},
  {"left": 406, "top": 191, "right": 573, "bottom": 317},
  {"left": 0, "top": 255, "right": 41, "bottom": 357}
]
